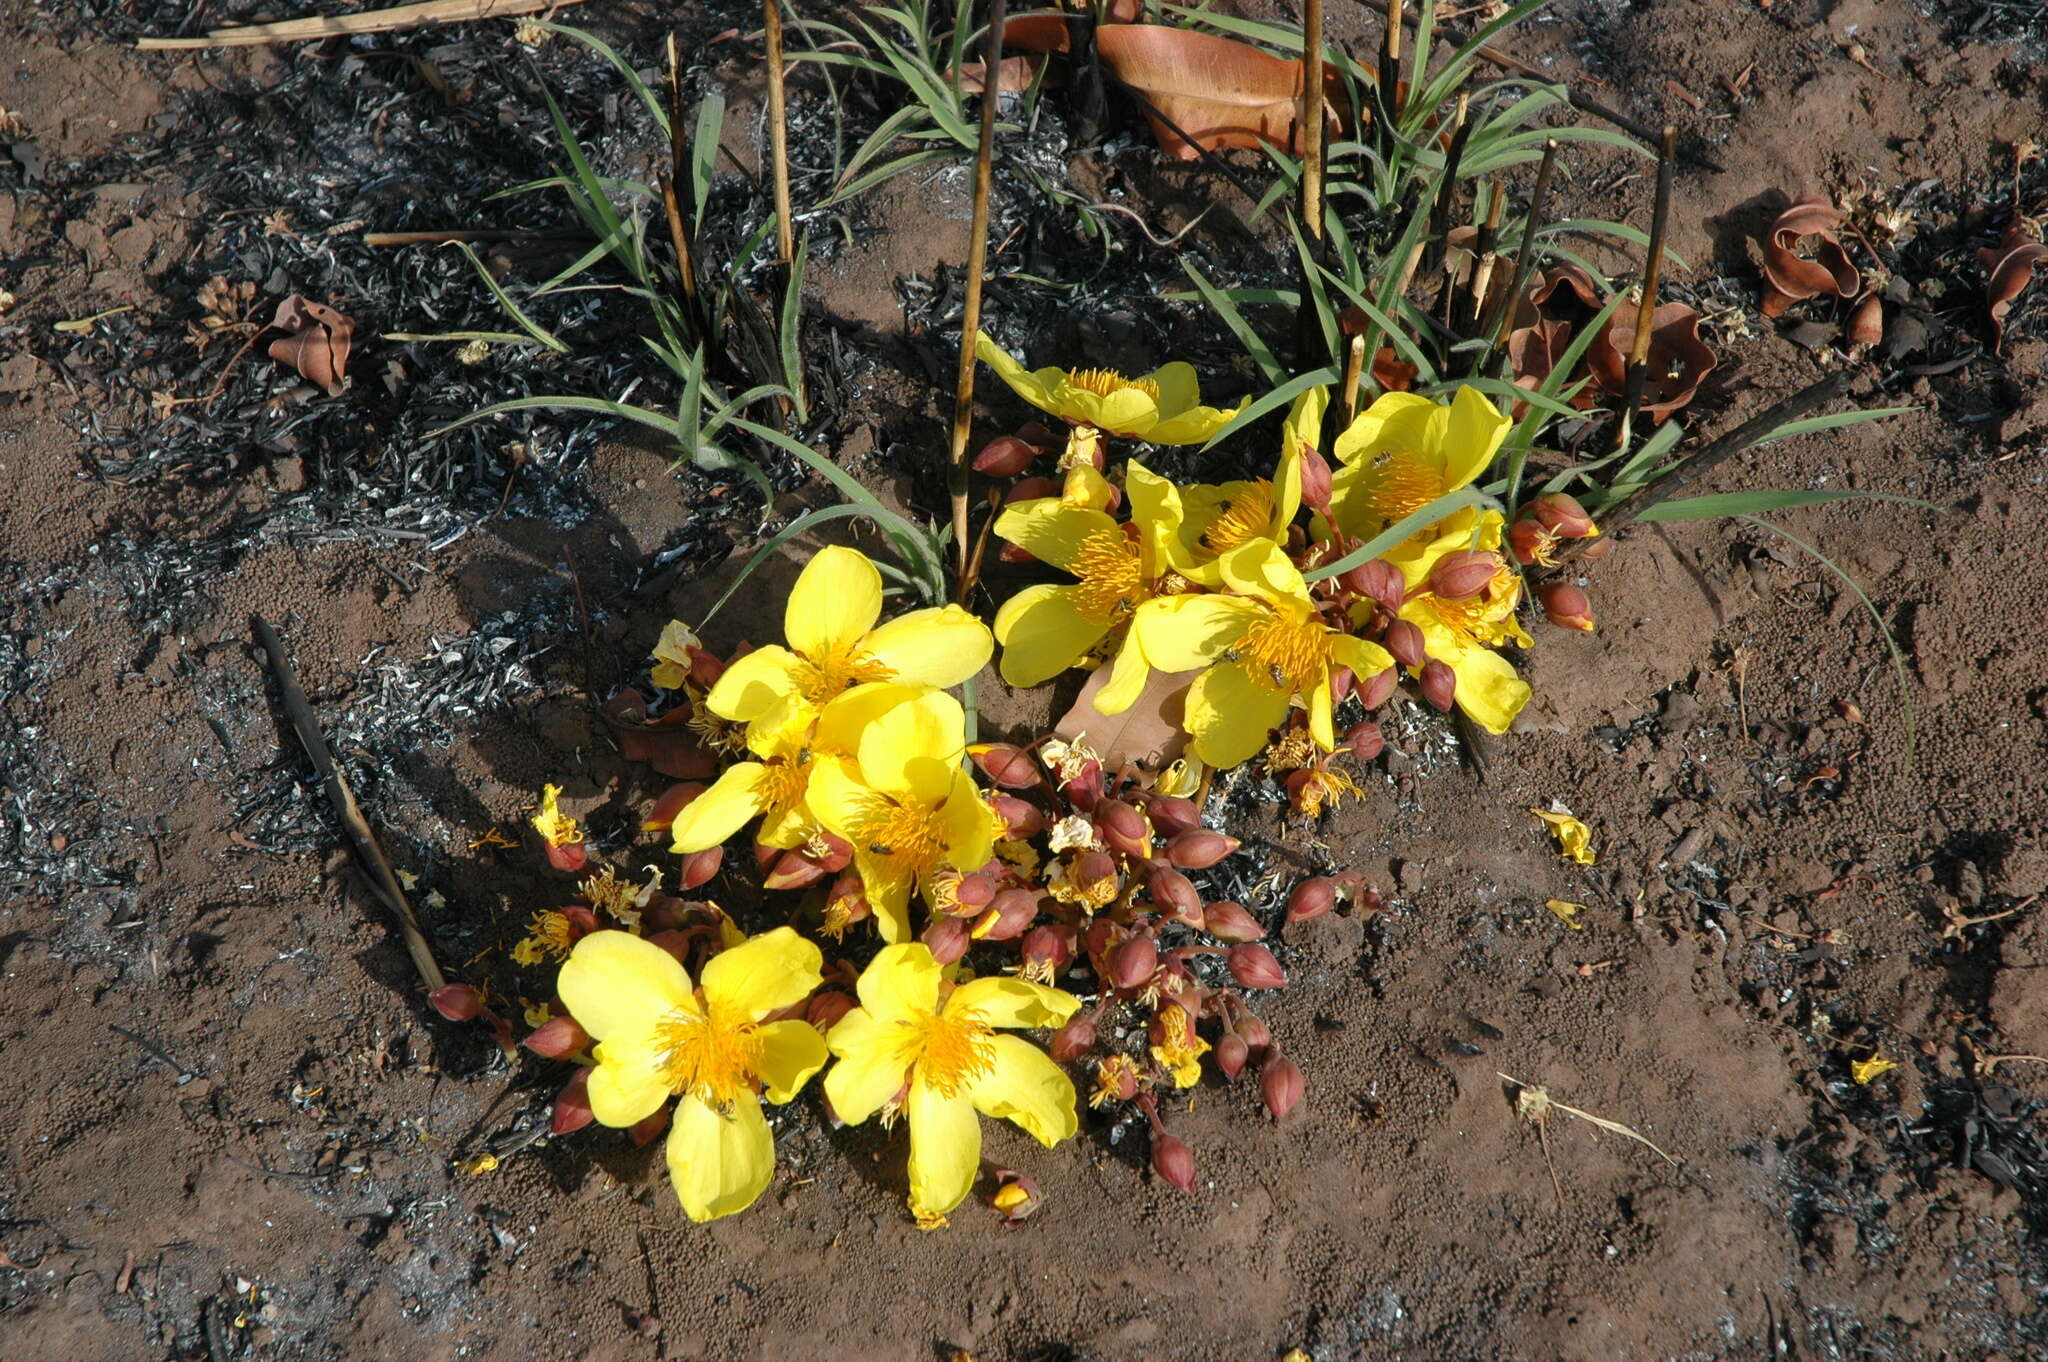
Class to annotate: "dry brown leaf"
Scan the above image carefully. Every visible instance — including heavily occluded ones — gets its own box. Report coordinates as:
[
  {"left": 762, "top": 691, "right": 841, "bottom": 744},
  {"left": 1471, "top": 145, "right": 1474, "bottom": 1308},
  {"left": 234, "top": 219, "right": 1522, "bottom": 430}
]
[
  {"left": 1094, "top": 24, "right": 1344, "bottom": 161},
  {"left": 1054, "top": 662, "right": 1192, "bottom": 773},
  {"left": 1977, "top": 221, "right": 2048, "bottom": 357},
  {"left": 956, "top": 54, "right": 1055, "bottom": 97},
  {"left": 1525, "top": 263, "right": 1602, "bottom": 322},
  {"left": 601, "top": 689, "right": 719, "bottom": 780},
  {"left": 1505, "top": 318, "right": 1594, "bottom": 406},
  {"left": 1587, "top": 302, "right": 1718, "bottom": 423},
  {"left": 953, "top": 1, "right": 1141, "bottom": 92},
  {"left": 1370, "top": 347, "right": 1418, "bottom": 393},
  {"left": 1758, "top": 195, "right": 1861, "bottom": 318},
  {"left": 264, "top": 294, "right": 354, "bottom": 396}
]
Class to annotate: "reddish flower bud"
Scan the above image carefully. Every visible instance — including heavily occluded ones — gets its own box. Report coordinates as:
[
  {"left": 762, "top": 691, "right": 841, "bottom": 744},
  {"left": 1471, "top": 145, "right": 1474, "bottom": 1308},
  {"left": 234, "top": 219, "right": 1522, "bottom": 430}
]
[
  {"left": 1384, "top": 618, "right": 1426, "bottom": 668},
  {"left": 543, "top": 840, "right": 589, "bottom": 873},
  {"left": 1428, "top": 549, "right": 1500, "bottom": 600},
  {"left": 1015, "top": 420, "right": 1057, "bottom": 448},
  {"left": 644, "top": 780, "right": 705, "bottom": 830},
  {"left": 764, "top": 848, "right": 828, "bottom": 891},
  {"left": 1005, "top": 475, "right": 1058, "bottom": 503},
  {"left": 1261, "top": 1053, "right": 1305, "bottom": 1120},
  {"left": 1420, "top": 659, "right": 1457, "bottom": 712},
  {"left": 991, "top": 1170, "right": 1043, "bottom": 1223},
  {"left": 1233, "top": 1010, "right": 1272, "bottom": 1053},
  {"left": 1215, "top": 1032, "right": 1250, "bottom": 1080},
  {"left": 1050, "top": 1014, "right": 1096, "bottom": 1063},
  {"left": 677, "top": 844, "right": 724, "bottom": 890},
  {"left": 1357, "top": 665, "right": 1397, "bottom": 710},
  {"left": 1107, "top": 932, "right": 1159, "bottom": 990},
  {"left": 1144, "top": 795, "right": 1204, "bottom": 836},
  {"left": 1166, "top": 828, "right": 1238, "bottom": 869},
  {"left": 973, "top": 434, "right": 1039, "bottom": 477},
  {"left": 1228, "top": 942, "right": 1288, "bottom": 989},
  {"left": 1528, "top": 492, "right": 1596, "bottom": 539},
  {"left": 1094, "top": 799, "right": 1152, "bottom": 859},
  {"left": 806, "top": 991, "right": 856, "bottom": 1031},
  {"left": 1537, "top": 581, "right": 1596, "bottom": 631},
  {"left": 1061, "top": 764, "right": 1104, "bottom": 812},
  {"left": 1152, "top": 1132, "right": 1197, "bottom": 1193},
  {"left": 1328, "top": 664, "right": 1354, "bottom": 704},
  {"left": 1507, "top": 515, "right": 1554, "bottom": 567},
  {"left": 628, "top": 1106, "right": 669, "bottom": 1147},
  {"left": 1020, "top": 925, "right": 1071, "bottom": 975},
  {"left": 551, "top": 1067, "right": 595, "bottom": 1134},
  {"left": 645, "top": 929, "right": 692, "bottom": 963},
  {"left": 1343, "top": 558, "right": 1406, "bottom": 610},
  {"left": 973, "top": 743, "right": 1040, "bottom": 788},
  {"left": 1203, "top": 900, "right": 1265, "bottom": 943},
  {"left": 754, "top": 839, "right": 781, "bottom": 872},
  {"left": 923, "top": 914, "right": 971, "bottom": 965},
  {"left": 1073, "top": 848, "right": 1120, "bottom": 899},
  {"left": 429, "top": 983, "right": 485, "bottom": 1022},
  {"left": 812, "top": 833, "right": 854, "bottom": 873},
  {"left": 973, "top": 888, "right": 1040, "bottom": 942},
  {"left": 953, "top": 873, "right": 995, "bottom": 910},
  {"left": 1147, "top": 866, "right": 1204, "bottom": 927},
  {"left": 523, "top": 1015, "right": 591, "bottom": 1059},
  {"left": 1285, "top": 876, "right": 1338, "bottom": 925},
  {"left": 825, "top": 871, "right": 871, "bottom": 929},
  {"left": 991, "top": 792, "right": 1045, "bottom": 839},
  {"left": 1299, "top": 443, "right": 1334, "bottom": 511},
  {"left": 1344, "top": 720, "right": 1384, "bottom": 761},
  {"left": 1579, "top": 536, "right": 1616, "bottom": 561}
]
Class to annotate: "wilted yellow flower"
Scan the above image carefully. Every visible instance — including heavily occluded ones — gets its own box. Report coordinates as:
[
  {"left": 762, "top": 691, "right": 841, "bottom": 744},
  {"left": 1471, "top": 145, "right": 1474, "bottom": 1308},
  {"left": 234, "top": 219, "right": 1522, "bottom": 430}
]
[
  {"left": 976, "top": 332, "right": 1248, "bottom": 455},
  {"left": 1544, "top": 899, "right": 1587, "bottom": 930},
  {"left": 1532, "top": 807, "right": 1596, "bottom": 865},
  {"left": 705, "top": 545, "right": 991, "bottom": 756},
  {"left": 650, "top": 620, "right": 702, "bottom": 690},
  {"left": 558, "top": 928, "right": 826, "bottom": 1222},
  {"left": 1133, "top": 540, "right": 1394, "bottom": 768},
  {"left": 1089, "top": 1054, "right": 1142, "bottom": 1107},
  {"left": 511, "top": 909, "right": 576, "bottom": 965},
  {"left": 1851, "top": 1055, "right": 1898, "bottom": 1084},
  {"left": 1148, "top": 1005, "right": 1209, "bottom": 1088},
  {"left": 530, "top": 784, "right": 581, "bottom": 848},
  {"left": 825, "top": 944, "right": 1081, "bottom": 1224}
]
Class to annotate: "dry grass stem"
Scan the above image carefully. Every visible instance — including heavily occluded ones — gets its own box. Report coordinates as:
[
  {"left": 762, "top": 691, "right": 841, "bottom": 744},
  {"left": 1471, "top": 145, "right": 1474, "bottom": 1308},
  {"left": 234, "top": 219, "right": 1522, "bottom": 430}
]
[
  {"left": 137, "top": 0, "right": 589, "bottom": 48},
  {"left": 1498, "top": 1072, "right": 1682, "bottom": 1169}
]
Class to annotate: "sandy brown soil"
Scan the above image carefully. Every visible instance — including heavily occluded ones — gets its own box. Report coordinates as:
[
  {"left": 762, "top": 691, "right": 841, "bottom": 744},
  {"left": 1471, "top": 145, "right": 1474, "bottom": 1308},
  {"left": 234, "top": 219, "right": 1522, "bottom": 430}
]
[{"left": 3, "top": 1, "right": 2046, "bottom": 1359}]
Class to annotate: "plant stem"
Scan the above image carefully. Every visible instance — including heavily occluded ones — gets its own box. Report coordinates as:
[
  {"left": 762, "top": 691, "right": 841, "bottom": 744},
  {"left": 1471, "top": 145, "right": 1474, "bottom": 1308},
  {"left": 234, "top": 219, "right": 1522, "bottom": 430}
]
[
  {"left": 661, "top": 34, "right": 704, "bottom": 341},
  {"left": 1294, "top": 0, "right": 1327, "bottom": 371},
  {"left": 763, "top": 0, "right": 795, "bottom": 268},
  {"left": 1614, "top": 125, "right": 1676, "bottom": 453},
  {"left": 948, "top": 0, "right": 1006, "bottom": 588},
  {"left": 1480, "top": 136, "right": 1558, "bottom": 358}
]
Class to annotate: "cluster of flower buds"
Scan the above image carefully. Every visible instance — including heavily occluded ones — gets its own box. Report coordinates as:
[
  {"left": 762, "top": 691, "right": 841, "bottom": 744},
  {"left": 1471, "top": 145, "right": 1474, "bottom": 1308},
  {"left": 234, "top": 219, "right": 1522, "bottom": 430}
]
[{"left": 1507, "top": 493, "right": 1602, "bottom": 633}]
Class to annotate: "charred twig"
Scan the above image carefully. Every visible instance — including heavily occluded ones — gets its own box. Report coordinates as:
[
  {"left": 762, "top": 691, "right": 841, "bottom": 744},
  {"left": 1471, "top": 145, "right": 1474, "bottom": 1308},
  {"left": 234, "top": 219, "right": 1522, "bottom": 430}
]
[
  {"left": 1613, "top": 126, "right": 1677, "bottom": 453},
  {"left": 948, "top": 0, "right": 1006, "bottom": 590},
  {"left": 1295, "top": 0, "right": 1328, "bottom": 370},
  {"left": 661, "top": 33, "right": 707, "bottom": 342},
  {"left": 137, "top": 0, "right": 593, "bottom": 48},
  {"left": 1424, "top": 93, "right": 1471, "bottom": 276},
  {"left": 252, "top": 614, "right": 447, "bottom": 994},
  {"left": 763, "top": 0, "right": 795, "bottom": 268},
  {"left": 1481, "top": 136, "right": 1559, "bottom": 355}
]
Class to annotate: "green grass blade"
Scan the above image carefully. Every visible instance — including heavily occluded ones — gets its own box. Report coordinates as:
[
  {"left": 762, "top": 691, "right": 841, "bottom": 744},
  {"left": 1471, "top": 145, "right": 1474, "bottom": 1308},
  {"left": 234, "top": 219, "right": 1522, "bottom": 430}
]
[
  {"left": 1197, "top": 367, "right": 1340, "bottom": 453},
  {"left": 1182, "top": 260, "right": 1285, "bottom": 386},
  {"left": 445, "top": 243, "right": 570, "bottom": 353},
  {"left": 1303, "top": 486, "right": 1494, "bottom": 582},
  {"left": 1634, "top": 489, "right": 1938, "bottom": 521}
]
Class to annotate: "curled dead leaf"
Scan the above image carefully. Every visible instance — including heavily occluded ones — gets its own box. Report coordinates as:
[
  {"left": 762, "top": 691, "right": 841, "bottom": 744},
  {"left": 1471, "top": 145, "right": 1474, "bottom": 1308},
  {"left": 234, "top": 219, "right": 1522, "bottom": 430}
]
[
  {"left": 956, "top": 53, "right": 1052, "bottom": 96},
  {"left": 1370, "top": 347, "right": 1418, "bottom": 393},
  {"left": 264, "top": 294, "right": 354, "bottom": 396},
  {"left": 1505, "top": 317, "right": 1594, "bottom": 407},
  {"left": 1587, "top": 302, "right": 1718, "bottom": 423},
  {"left": 1054, "top": 661, "right": 1192, "bottom": 773},
  {"left": 1758, "top": 195, "right": 1861, "bottom": 318},
  {"left": 953, "top": 0, "right": 1141, "bottom": 93},
  {"left": 1977, "top": 221, "right": 2048, "bottom": 357},
  {"left": 601, "top": 688, "right": 719, "bottom": 780},
  {"left": 1525, "top": 263, "right": 1603, "bottom": 323},
  {"left": 1094, "top": 23, "right": 1346, "bottom": 161}
]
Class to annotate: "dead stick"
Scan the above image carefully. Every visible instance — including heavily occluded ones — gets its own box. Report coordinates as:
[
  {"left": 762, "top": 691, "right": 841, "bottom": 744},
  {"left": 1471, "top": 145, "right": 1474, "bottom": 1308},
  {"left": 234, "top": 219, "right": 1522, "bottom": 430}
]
[
  {"left": 662, "top": 34, "right": 705, "bottom": 338},
  {"left": 763, "top": 0, "right": 795, "bottom": 268},
  {"left": 1424, "top": 92, "right": 1471, "bottom": 276},
  {"left": 1566, "top": 371, "right": 1853, "bottom": 553},
  {"left": 1376, "top": 0, "right": 1405, "bottom": 168},
  {"left": 138, "top": 0, "right": 591, "bottom": 48},
  {"left": 1481, "top": 136, "right": 1558, "bottom": 350},
  {"left": 252, "top": 614, "right": 447, "bottom": 994},
  {"left": 948, "top": 0, "right": 1006, "bottom": 590},
  {"left": 1463, "top": 184, "right": 1505, "bottom": 337},
  {"left": 363, "top": 228, "right": 584, "bottom": 248},
  {"left": 1614, "top": 125, "right": 1677, "bottom": 453},
  {"left": 1295, "top": 0, "right": 1327, "bottom": 371}
]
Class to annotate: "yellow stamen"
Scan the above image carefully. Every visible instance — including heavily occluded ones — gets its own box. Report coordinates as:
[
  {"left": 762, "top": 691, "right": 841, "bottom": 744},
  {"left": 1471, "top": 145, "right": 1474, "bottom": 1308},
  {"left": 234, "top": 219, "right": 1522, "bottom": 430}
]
[
  {"left": 851, "top": 794, "right": 952, "bottom": 882},
  {"left": 1067, "top": 528, "right": 1147, "bottom": 624},
  {"left": 1089, "top": 1054, "right": 1141, "bottom": 1108},
  {"left": 1193, "top": 482, "right": 1275, "bottom": 557},
  {"left": 906, "top": 1006, "right": 995, "bottom": 1098},
  {"left": 1357, "top": 449, "right": 1445, "bottom": 524},
  {"left": 652, "top": 1000, "right": 764, "bottom": 1111},
  {"left": 1065, "top": 368, "right": 1161, "bottom": 402},
  {"left": 511, "top": 910, "right": 575, "bottom": 965},
  {"left": 793, "top": 645, "right": 894, "bottom": 705},
  {"left": 1234, "top": 609, "right": 1330, "bottom": 695},
  {"left": 755, "top": 758, "right": 811, "bottom": 816}
]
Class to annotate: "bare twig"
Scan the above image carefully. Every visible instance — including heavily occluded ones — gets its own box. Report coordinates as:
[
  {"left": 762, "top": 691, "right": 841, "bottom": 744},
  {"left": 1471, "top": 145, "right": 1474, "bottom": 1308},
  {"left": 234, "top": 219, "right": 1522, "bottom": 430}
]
[
  {"left": 948, "top": 0, "right": 1006, "bottom": 589},
  {"left": 1614, "top": 125, "right": 1677, "bottom": 453},
  {"left": 252, "top": 615, "right": 447, "bottom": 994},
  {"left": 138, "top": 0, "right": 590, "bottom": 48},
  {"left": 1498, "top": 1071, "right": 1682, "bottom": 1169},
  {"left": 763, "top": 0, "right": 795, "bottom": 268},
  {"left": 661, "top": 34, "right": 706, "bottom": 341}
]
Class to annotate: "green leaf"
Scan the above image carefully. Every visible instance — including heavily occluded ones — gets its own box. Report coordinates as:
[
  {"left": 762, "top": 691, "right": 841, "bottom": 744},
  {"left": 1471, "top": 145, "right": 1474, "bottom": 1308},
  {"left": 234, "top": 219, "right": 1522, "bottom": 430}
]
[
  {"left": 1635, "top": 489, "right": 1938, "bottom": 522},
  {"left": 1302, "top": 486, "right": 1495, "bottom": 583},
  {"left": 1182, "top": 260, "right": 1285, "bottom": 386},
  {"left": 444, "top": 243, "right": 570, "bottom": 353},
  {"left": 1197, "top": 368, "right": 1340, "bottom": 453},
  {"left": 1741, "top": 406, "right": 1918, "bottom": 448}
]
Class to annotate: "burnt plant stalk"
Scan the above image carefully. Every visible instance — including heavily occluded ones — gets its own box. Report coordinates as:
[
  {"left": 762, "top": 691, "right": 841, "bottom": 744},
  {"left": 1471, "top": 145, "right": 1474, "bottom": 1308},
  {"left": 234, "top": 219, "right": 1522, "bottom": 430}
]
[
  {"left": 949, "top": 0, "right": 1006, "bottom": 591},
  {"left": 1295, "top": 0, "right": 1328, "bottom": 370},
  {"left": 1614, "top": 124, "right": 1677, "bottom": 453}
]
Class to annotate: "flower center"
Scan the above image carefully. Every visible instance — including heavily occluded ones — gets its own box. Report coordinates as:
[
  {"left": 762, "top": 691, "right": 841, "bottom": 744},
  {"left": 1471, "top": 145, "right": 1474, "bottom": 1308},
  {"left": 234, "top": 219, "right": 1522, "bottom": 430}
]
[
  {"left": 908, "top": 1005, "right": 995, "bottom": 1099},
  {"left": 1191, "top": 481, "right": 1275, "bottom": 558},
  {"left": 1068, "top": 528, "right": 1147, "bottom": 624},
  {"left": 755, "top": 758, "right": 811, "bottom": 816},
  {"left": 1065, "top": 367, "right": 1161, "bottom": 403},
  {"left": 1358, "top": 449, "right": 1445, "bottom": 525},
  {"left": 1232, "top": 608, "right": 1330, "bottom": 695},
  {"left": 795, "top": 644, "right": 894, "bottom": 706},
  {"left": 853, "top": 794, "right": 954, "bottom": 882},
  {"left": 653, "top": 1000, "right": 764, "bottom": 1111},
  {"left": 1421, "top": 567, "right": 1522, "bottom": 647}
]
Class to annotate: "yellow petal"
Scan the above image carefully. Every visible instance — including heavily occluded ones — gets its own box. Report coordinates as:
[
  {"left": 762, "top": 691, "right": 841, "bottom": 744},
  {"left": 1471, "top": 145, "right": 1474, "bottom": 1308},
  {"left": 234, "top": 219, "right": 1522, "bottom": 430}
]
[
  {"left": 666, "top": 1093, "right": 775, "bottom": 1223},
  {"left": 1132, "top": 594, "right": 1260, "bottom": 672},
  {"left": 937, "top": 768, "right": 997, "bottom": 877},
  {"left": 814, "top": 681, "right": 927, "bottom": 755},
  {"left": 786, "top": 544, "right": 882, "bottom": 660},
  {"left": 948, "top": 975, "right": 1081, "bottom": 1030},
  {"left": 705, "top": 644, "right": 806, "bottom": 723},
  {"left": 975, "top": 332, "right": 1060, "bottom": 414},
  {"left": 965, "top": 1033, "right": 1078, "bottom": 1148},
  {"left": 1305, "top": 667, "right": 1336, "bottom": 751},
  {"left": 1330, "top": 633, "right": 1396, "bottom": 685},
  {"left": 700, "top": 926, "right": 823, "bottom": 1020},
  {"left": 1439, "top": 384, "right": 1511, "bottom": 492},
  {"left": 1851, "top": 1055, "right": 1897, "bottom": 1084},
  {"left": 1332, "top": 390, "right": 1438, "bottom": 467},
  {"left": 1147, "top": 398, "right": 1249, "bottom": 446},
  {"left": 823, "top": 1006, "right": 915, "bottom": 1123},
  {"left": 855, "top": 942, "right": 942, "bottom": 1020},
  {"left": 757, "top": 1018, "right": 830, "bottom": 1104},
  {"left": 1145, "top": 360, "right": 1200, "bottom": 420},
  {"left": 1060, "top": 462, "right": 1116, "bottom": 509},
  {"left": 587, "top": 1032, "right": 672, "bottom": 1127},
  {"left": 856, "top": 689, "right": 966, "bottom": 804},
  {"left": 669, "top": 762, "right": 768, "bottom": 854},
  {"left": 906, "top": 1072, "right": 983, "bottom": 1220},
  {"left": 1089, "top": 628, "right": 1153, "bottom": 716},
  {"left": 558, "top": 930, "right": 691, "bottom": 1042},
  {"left": 1531, "top": 807, "right": 1597, "bottom": 865},
  {"left": 1439, "top": 638, "right": 1532, "bottom": 735},
  {"left": 1214, "top": 538, "right": 1309, "bottom": 608},
  {"left": 995, "top": 501, "right": 1118, "bottom": 572},
  {"left": 1184, "top": 664, "right": 1291, "bottom": 769},
  {"left": 1124, "top": 460, "right": 1184, "bottom": 536},
  {"left": 863, "top": 604, "right": 991, "bottom": 689},
  {"left": 800, "top": 755, "right": 867, "bottom": 843},
  {"left": 996, "top": 585, "right": 1110, "bottom": 688}
]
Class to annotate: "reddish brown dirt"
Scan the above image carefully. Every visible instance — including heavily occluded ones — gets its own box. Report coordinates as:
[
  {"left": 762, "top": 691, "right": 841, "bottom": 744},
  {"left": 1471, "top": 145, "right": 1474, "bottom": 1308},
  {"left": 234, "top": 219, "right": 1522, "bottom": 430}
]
[{"left": 4, "top": 3, "right": 2046, "bottom": 1360}]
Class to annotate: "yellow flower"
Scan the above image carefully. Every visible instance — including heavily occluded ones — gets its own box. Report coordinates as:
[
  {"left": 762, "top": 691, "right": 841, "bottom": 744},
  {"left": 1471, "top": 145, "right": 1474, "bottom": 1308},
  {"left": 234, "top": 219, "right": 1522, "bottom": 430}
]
[
  {"left": 975, "top": 332, "right": 1247, "bottom": 451},
  {"left": 993, "top": 486, "right": 1168, "bottom": 710},
  {"left": 1148, "top": 1004, "right": 1209, "bottom": 1088},
  {"left": 704, "top": 545, "right": 991, "bottom": 756},
  {"left": 804, "top": 688, "right": 1000, "bottom": 943},
  {"left": 512, "top": 909, "right": 576, "bottom": 965},
  {"left": 824, "top": 943, "right": 1081, "bottom": 1223},
  {"left": 530, "top": 783, "right": 581, "bottom": 848},
  {"left": 1089, "top": 1054, "right": 1142, "bottom": 1108},
  {"left": 557, "top": 928, "right": 826, "bottom": 1222},
  {"left": 1532, "top": 807, "right": 1596, "bottom": 865},
  {"left": 1390, "top": 521, "right": 1533, "bottom": 735},
  {"left": 1139, "top": 387, "right": 1315, "bottom": 587},
  {"left": 649, "top": 620, "right": 701, "bottom": 690},
  {"left": 1850, "top": 1055, "right": 1897, "bottom": 1084},
  {"left": 1133, "top": 540, "right": 1394, "bottom": 768},
  {"left": 1326, "top": 386, "right": 1510, "bottom": 564}
]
